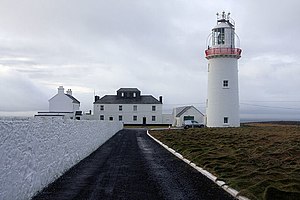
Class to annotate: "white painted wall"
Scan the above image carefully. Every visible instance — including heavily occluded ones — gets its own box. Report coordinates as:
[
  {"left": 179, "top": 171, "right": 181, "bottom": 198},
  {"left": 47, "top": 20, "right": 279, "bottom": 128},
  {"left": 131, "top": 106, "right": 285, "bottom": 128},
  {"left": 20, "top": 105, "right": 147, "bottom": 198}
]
[
  {"left": 0, "top": 118, "right": 123, "bottom": 200},
  {"left": 49, "top": 94, "right": 74, "bottom": 112},
  {"left": 94, "top": 103, "right": 163, "bottom": 124},
  {"left": 206, "top": 57, "right": 239, "bottom": 127},
  {"left": 172, "top": 107, "right": 204, "bottom": 127},
  {"left": 49, "top": 86, "right": 80, "bottom": 112},
  {"left": 162, "top": 114, "right": 173, "bottom": 125}
]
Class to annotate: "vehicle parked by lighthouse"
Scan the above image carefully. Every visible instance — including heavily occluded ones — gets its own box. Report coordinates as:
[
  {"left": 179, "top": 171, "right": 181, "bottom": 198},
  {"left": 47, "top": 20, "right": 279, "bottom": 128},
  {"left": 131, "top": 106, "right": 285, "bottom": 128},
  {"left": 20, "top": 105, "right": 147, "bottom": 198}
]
[{"left": 205, "top": 12, "right": 242, "bottom": 127}]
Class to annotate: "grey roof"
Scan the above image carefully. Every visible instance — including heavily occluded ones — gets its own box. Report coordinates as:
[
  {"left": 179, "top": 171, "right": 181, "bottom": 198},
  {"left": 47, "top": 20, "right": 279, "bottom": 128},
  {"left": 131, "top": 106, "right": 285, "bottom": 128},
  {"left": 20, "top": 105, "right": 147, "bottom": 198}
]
[
  {"left": 175, "top": 106, "right": 204, "bottom": 117},
  {"left": 117, "top": 88, "right": 140, "bottom": 92},
  {"left": 94, "top": 95, "right": 162, "bottom": 104},
  {"left": 66, "top": 94, "right": 80, "bottom": 104},
  {"left": 176, "top": 106, "right": 193, "bottom": 117}
]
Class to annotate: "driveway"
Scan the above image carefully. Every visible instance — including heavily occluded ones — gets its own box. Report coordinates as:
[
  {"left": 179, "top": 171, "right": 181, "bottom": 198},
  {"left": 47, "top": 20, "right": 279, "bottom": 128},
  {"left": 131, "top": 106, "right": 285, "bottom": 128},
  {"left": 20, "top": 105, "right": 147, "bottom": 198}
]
[{"left": 33, "top": 129, "right": 235, "bottom": 200}]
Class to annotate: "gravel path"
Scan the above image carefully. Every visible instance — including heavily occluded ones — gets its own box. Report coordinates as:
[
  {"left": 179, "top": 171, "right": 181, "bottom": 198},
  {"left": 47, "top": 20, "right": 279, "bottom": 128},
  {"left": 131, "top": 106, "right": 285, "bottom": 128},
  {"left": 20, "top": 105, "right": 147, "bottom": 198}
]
[{"left": 32, "top": 129, "right": 235, "bottom": 200}]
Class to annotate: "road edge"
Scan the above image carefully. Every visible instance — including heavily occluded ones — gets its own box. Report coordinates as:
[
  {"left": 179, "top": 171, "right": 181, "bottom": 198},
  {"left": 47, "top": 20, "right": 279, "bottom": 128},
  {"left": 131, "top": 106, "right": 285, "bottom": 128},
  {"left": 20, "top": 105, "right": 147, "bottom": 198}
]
[{"left": 147, "top": 130, "right": 250, "bottom": 200}]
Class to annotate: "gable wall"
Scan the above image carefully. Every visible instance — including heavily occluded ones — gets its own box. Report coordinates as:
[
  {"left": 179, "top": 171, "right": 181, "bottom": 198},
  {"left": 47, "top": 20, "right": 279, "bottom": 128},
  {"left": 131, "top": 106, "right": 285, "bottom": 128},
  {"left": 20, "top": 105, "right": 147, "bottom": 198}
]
[
  {"left": 173, "top": 107, "right": 204, "bottom": 127},
  {"left": 49, "top": 94, "right": 77, "bottom": 112}
]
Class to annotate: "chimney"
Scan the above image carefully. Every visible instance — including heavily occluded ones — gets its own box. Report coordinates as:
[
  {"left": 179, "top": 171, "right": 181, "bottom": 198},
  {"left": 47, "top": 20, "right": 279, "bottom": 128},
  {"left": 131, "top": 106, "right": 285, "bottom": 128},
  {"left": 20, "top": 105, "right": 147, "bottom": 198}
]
[
  {"left": 159, "top": 96, "right": 163, "bottom": 103},
  {"left": 95, "top": 95, "right": 100, "bottom": 102},
  {"left": 58, "top": 86, "right": 64, "bottom": 94},
  {"left": 66, "top": 89, "right": 72, "bottom": 96}
]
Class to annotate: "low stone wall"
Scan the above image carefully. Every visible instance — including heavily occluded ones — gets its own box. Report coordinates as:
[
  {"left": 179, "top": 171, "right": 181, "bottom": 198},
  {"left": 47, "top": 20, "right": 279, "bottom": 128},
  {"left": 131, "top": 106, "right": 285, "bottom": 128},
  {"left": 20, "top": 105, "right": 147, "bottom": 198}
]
[{"left": 0, "top": 118, "right": 123, "bottom": 200}]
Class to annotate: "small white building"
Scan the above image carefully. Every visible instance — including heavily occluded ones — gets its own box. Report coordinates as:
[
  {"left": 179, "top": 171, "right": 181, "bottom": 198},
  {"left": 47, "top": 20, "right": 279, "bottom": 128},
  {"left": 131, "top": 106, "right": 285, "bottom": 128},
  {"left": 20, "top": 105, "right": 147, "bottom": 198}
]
[
  {"left": 49, "top": 86, "right": 80, "bottom": 112},
  {"left": 35, "top": 86, "right": 81, "bottom": 119},
  {"left": 172, "top": 106, "right": 204, "bottom": 127},
  {"left": 94, "top": 88, "right": 163, "bottom": 125}
]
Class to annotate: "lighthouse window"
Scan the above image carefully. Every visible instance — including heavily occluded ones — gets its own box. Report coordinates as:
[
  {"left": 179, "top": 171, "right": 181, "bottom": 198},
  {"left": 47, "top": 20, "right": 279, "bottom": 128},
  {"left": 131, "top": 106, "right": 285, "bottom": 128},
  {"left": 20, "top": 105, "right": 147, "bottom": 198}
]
[
  {"left": 224, "top": 117, "right": 229, "bottom": 124},
  {"left": 223, "top": 80, "right": 229, "bottom": 88},
  {"left": 213, "top": 28, "right": 225, "bottom": 45}
]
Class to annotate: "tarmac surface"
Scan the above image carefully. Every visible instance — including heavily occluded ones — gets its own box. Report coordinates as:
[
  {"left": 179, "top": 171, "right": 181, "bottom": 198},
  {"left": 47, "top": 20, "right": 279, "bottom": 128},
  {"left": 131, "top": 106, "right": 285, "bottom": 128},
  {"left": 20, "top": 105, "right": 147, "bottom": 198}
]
[{"left": 32, "top": 129, "right": 235, "bottom": 200}]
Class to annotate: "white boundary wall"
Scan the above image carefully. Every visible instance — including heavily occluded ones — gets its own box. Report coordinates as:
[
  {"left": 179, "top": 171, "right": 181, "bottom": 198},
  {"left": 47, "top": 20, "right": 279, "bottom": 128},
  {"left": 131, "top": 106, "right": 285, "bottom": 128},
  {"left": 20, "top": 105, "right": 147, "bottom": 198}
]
[{"left": 0, "top": 118, "right": 123, "bottom": 200}]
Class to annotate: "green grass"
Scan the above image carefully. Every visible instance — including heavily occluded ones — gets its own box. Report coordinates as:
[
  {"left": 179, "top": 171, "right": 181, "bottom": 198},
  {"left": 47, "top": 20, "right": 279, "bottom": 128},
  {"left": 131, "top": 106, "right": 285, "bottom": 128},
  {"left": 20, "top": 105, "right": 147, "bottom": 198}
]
[{"left": 150, "top": 124, "right": 300, "bottom": 200}]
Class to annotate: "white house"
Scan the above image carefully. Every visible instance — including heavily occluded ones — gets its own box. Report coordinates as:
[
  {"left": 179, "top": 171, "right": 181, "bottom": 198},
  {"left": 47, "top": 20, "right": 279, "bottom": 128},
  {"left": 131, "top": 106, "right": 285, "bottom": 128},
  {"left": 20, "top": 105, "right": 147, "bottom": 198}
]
[
  {"left": 35, "top": 86, "right": 81, "bottom": 119},
  {"left": 172, "top": 106, "right": 204, "bottom": 127},
  {"left": 49, "top": 86, "right": 80, "bottom": 112},
  {"left": 94, "top": 88, "right": 163, "bottom": 125}
]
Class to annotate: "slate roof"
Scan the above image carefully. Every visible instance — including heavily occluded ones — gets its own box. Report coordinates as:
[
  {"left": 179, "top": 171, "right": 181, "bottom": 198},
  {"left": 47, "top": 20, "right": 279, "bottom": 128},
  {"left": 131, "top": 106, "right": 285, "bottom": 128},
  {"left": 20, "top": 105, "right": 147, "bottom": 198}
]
[
  {"left": 94, "top": 95, "right": 162, "bottom": 104},
  {"left": 66, "top": 94, "right": 80, "bottom": 104},
  {"left": 117, "top": 88, "right": 140, "bottom": 92},
  {"left": 174, "top": 106, "right": 204, "bottom": 117},
  {"left": 176, "top": 106, "right": 193, "bottom": 117}
]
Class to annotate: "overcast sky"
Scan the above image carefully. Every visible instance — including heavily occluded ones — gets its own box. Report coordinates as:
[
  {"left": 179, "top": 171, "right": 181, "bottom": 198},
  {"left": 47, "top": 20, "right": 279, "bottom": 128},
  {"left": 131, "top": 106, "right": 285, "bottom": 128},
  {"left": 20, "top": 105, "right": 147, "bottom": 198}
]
[{"left": 1, "top": 0, "right": 300, "bottom": 120}]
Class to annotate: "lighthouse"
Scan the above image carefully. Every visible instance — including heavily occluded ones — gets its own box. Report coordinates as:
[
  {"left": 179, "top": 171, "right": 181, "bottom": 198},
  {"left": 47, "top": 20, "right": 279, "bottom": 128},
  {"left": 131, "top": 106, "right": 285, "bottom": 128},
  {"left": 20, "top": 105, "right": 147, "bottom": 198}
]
[{"left": 205, "top": 12, "right": 242, "bottom": 127}]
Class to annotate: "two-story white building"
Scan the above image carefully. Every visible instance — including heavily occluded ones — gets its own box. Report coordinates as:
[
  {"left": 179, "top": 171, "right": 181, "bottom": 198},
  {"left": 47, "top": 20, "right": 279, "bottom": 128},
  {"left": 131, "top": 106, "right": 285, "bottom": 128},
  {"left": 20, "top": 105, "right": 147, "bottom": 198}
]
[
  {"left": 49, "top": 86, "right": 80, "bottom": 112},
  {"left": 94, "top": 88, "right": 163, "bottom": 125},
  {"left": 35, "top": 86, "right": 81, "bottom": 119}
]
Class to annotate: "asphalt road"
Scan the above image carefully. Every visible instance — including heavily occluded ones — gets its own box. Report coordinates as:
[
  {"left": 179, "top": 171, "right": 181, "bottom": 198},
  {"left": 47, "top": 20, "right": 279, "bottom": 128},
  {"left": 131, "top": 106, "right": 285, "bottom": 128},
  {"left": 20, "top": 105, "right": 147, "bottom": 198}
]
[{"left": 33, "top": 129, "right": 235, "bottom": 200}]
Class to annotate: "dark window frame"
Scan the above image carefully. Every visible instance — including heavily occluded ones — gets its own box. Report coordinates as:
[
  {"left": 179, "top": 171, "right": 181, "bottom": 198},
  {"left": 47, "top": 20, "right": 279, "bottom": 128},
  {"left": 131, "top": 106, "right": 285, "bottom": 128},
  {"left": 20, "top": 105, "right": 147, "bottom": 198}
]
[
  {"left": 133, "top": 115, "right": 137, "bottom": 121},
  {"left": 224, "top": 117, "right": 229, "bottom": 124},
  {"left": 152, "top": 105, "right": 156, "bottom": 111}
]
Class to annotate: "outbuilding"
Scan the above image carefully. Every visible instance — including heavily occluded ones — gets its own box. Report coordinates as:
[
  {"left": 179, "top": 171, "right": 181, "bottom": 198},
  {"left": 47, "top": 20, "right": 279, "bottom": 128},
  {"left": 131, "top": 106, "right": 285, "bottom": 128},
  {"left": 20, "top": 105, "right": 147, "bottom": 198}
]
[{"left": 172, "top": 106, "right": 204, "bottom": 127}]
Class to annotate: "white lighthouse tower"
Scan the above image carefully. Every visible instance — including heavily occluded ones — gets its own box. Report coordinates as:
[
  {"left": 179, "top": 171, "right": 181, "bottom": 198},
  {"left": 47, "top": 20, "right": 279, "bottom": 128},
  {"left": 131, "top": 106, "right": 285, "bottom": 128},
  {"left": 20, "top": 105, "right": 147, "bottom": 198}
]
[{"left": 205, "top": 12, "right": 242, "bottom": 127}]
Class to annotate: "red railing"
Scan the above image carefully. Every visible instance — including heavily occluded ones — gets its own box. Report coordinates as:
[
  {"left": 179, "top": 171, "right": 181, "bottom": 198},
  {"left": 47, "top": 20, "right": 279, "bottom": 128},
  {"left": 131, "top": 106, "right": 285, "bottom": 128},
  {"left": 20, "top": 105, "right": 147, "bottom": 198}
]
[{"left": 205, "top": 48, "right": 242, "bottom": 57}]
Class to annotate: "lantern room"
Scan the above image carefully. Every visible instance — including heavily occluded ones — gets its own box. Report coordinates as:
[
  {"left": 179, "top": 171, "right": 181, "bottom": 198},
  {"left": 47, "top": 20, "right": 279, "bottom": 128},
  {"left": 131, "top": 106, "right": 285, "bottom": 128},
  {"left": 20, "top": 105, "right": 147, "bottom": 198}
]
[
  {"left": 211, "top": 12, "right": 235, "bottom": 48},
  {"left": 205, "top": 12, "right": 241, "bottom": 59}
]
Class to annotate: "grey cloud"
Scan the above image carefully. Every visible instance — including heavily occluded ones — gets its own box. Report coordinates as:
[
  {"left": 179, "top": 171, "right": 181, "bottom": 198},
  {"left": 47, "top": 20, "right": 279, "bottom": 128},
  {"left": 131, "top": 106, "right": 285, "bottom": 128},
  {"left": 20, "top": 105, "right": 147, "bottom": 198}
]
[
  {"left": 0, "top": 68, "right": 48, "bottom": 111},
  {"left": 0, "top": 0, "right": 299, "bottom": 119}
]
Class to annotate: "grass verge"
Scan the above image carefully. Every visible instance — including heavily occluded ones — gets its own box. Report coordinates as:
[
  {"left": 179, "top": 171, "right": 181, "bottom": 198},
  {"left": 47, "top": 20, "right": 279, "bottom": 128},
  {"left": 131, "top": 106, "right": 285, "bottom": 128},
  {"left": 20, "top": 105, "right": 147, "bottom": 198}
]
[{"left": 149, "top": 123, "right": 300, "bottom": 200}]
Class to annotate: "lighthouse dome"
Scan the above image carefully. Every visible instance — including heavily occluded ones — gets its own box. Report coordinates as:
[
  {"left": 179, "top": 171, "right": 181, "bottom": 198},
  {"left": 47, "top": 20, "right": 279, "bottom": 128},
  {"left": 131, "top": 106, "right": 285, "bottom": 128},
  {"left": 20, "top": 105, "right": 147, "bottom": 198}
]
[{"left": 212, "top": 22, "right": 232, "bottom": 30}]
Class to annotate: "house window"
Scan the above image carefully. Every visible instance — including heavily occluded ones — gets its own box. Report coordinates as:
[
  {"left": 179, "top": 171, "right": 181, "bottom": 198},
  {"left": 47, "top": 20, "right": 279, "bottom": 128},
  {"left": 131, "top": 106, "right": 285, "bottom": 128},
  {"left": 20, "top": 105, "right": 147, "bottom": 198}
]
[
  {"left": 224, "top": 117, "right": 229, "bottom": 124},
  {"left": 152, "top": 116, "right": 156, "bottom": 121},
  {"left": 100, "top": 115, "right": 104, "bottom": 120},
  {"left": 109, "top": 117, "right": 113, "bottom": 121},
  {"left": 121, "top": 92, "right": 124, "bottom": 97},
  {"left": 133, "top": 116, "right": 137, "bottom": 121},
  {"left": 133, "top": 105, "right": 137, "bottom": 111},
  {"left": 133, "top": 92, "right": 136, "bottom": 98},
  {"left": 100, "top": 105, "right": 104, "bottom": 111},
  {"left": 223, "top": 80, "right": 229, "bottom": 88},
  {"left": 119, "top": 105, "right": 122, "bottom": 111},
  {"left": 119, "top": 115, "right": 122, "bottom": 121},
  {"left": 152, "top": 106, "right": 156, "bottom": 111}
]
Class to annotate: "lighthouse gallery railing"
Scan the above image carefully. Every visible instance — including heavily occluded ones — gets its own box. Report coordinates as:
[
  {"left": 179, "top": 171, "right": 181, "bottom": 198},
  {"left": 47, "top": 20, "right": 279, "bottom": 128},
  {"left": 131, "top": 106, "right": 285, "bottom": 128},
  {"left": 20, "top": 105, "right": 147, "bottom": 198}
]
[{"left": 205, "top": 48, "right": 242, "bottom": 57}]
